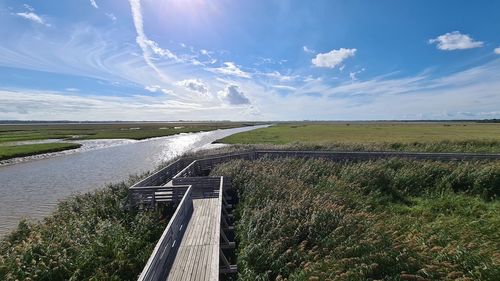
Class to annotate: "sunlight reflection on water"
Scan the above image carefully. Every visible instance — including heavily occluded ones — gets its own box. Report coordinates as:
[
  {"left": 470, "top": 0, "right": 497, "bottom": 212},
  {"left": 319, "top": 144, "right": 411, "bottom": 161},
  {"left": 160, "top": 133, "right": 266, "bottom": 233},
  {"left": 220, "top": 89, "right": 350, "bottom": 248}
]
[{"left": 0, "top": 125, "right": 266, "bottom": 235}]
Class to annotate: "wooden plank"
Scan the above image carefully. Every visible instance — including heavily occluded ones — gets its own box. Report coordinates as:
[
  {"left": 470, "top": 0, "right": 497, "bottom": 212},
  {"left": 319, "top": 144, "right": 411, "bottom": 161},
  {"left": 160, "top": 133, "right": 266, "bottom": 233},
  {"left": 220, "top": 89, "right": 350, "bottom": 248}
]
[{"left": 165, "top": 196, "right": 220, "bottom": 281}]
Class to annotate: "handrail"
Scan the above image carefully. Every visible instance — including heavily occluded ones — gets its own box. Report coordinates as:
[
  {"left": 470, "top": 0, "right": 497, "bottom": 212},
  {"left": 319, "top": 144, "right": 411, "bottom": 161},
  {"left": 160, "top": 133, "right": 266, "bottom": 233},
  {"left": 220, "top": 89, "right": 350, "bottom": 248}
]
[
  {"left": 138, "top": 185, "right": 194, "bottom": 281},
  {"left": 210, "top": 177, "right": 223, "bottom": 280}
]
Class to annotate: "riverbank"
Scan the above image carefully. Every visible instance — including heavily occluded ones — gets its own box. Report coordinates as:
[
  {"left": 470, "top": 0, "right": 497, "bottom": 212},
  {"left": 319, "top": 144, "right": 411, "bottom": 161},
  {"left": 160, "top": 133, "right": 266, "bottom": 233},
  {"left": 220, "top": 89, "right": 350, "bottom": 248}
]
[
  {"left": 0, "top": 122, "right": 257, "bottom": 161},
  {"left": 0, "top": 126, "right": 267, "bottom": 236},
  {"left": 219, "top": 122, "right": 500, "bottom": 153},
  {"left": 0, "top": 143, "right": 82, "bottom": 161}
]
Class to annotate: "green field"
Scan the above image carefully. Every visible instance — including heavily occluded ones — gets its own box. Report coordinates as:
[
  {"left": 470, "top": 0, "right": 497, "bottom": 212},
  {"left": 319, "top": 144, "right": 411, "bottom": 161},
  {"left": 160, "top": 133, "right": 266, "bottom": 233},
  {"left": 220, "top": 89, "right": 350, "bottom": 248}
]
[
  {"left": 0, "top": 122, "right": 255, "bottom": 160},
  {"left": 0, "top": 143, "right": 82, "bottom": 161},
  {"left": 0, "top": 122, "right": 254, "bottom": 143},
  {"left": 212, "top": 158, "right": 500, "bottom": 280},
  {"left": 219, "top": 122, "right": 500, "bottom": 153}
]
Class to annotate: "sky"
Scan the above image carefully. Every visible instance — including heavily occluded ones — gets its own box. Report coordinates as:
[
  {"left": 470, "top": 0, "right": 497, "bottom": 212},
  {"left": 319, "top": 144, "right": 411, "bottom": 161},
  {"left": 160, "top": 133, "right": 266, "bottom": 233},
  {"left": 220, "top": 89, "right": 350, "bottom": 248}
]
[{"left": 0, "top": 0, "right": 499, "bottom": 121}]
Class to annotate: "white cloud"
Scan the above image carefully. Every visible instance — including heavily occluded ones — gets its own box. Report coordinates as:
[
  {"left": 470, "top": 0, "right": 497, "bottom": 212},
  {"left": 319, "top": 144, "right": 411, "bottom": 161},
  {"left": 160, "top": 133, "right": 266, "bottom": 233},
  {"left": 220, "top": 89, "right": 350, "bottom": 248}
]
[
  {"left": 23, "top": 4, "right": 34, "bottom": 11},
  {"left": 176, "top": 79, "right": 209, "bottom": 94},
  {"left": 429, "top": 31, "right": 483, "bottom": 50},
  {"left": 312, "top": 48, "right": 356, "bottom": 68},
  {"left": 128, "top": 0, "right": 176, "bottom": 83},
  {"left": 349, "top": 68, "right": 365, "bottom": 81},
  {"left": 272, "top": 85, "right": 296, "bottom": 91},
  {"left": 494, "top": 47, "right": 500, "bottom": 55},
  {"left": 15, "top": 12, "right": 50, "bottom": 27},
  {"left": 145, "top": 85, "right": 175, "bottom": 96},
  {"left": 218, "top": 85, "right": 251, "bottom": 105},
  {"left": 145, "top": 85, "right": 161, "bottom": 92},
  {"left": 90, "top": 0, "right": 99, "bottom": 9},
  {"left": 303, "top": 46, "right": 315, "bottom": 54},
  {"left": 260, "top": 71, "right": 298, "bottom": 82},
  {"left": 106, "top": 13, "right": 117, "bottom": 22},
  {"left": 207, "top": 62, "right": 251, "bottom": 78}
]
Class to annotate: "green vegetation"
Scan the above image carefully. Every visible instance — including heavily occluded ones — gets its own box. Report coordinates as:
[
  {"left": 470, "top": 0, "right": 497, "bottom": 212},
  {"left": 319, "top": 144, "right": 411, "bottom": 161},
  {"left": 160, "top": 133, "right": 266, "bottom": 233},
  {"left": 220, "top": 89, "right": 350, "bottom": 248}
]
[
  {"left": 0, "top": 122, "right": 254, "bottom": 143},
  {"left": 0, "top": 177, "right": 166, "bottom": 281},
  {"left": 0, "top": 143, "right": 81, "bottom": 161},
  {"left": 0, "top": 121, "right": 255, "bottom": 160},
  {"left": 219, "top": 122, "right": 500, "bottom": 153},
  {"left": 212, "top": 158, "right": 500, "bottom": 280}
]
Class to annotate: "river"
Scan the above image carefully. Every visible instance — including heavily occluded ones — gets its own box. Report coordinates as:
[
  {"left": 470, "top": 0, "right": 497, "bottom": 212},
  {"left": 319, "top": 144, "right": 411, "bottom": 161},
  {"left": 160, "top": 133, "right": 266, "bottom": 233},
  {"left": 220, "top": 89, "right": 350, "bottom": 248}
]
[{"left": 0, "top": 125, "right": 264, "bottom": 236}]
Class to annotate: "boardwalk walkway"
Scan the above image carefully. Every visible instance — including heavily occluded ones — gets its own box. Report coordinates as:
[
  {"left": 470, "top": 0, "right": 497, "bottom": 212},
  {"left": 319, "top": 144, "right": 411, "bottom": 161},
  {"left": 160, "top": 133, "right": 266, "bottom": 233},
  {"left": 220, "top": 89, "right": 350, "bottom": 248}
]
[
  {"left": 166, "top": 197, "right": 220, "bottom": 281},
  {"left": 129, "top": 149, "right": 500, "bottom": 281}
]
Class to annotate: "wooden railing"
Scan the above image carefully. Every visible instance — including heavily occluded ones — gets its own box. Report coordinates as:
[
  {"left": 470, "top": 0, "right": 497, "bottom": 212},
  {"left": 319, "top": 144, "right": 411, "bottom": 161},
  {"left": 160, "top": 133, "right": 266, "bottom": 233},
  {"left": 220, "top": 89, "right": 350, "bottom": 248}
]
[
  {"left": 130, "top": 149, "right": 500, "bottom": 280},
  {"left": 137, "top": 186, "right": 194, "bottom": 281}
]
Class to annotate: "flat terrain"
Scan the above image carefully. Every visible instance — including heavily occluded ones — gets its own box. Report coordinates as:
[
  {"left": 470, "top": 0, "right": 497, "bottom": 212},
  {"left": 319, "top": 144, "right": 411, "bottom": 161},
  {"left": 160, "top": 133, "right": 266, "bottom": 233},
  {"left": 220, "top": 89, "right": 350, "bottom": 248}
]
[
  {"left": 0, "top": 122, "right": 255, "bottom": 160},
  {"left": 0, "top": 143, "right": 81, "bottom": 161},
  {"left": 219, "top": 122, "right": 500, "bottom": 153},
  {"left": 0, "top": 122, "right": 255, "bottom": 143}
]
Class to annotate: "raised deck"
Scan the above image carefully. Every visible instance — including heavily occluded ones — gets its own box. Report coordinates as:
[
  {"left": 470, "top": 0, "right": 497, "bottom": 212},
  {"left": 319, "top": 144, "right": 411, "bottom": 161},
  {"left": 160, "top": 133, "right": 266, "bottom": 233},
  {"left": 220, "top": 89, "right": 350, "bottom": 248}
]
[
  {"left": 166, "top": 198, "right": 220, "bottom": 281},
  {"left": 130, "top": 149, "right": 500, "bottom": 281}
]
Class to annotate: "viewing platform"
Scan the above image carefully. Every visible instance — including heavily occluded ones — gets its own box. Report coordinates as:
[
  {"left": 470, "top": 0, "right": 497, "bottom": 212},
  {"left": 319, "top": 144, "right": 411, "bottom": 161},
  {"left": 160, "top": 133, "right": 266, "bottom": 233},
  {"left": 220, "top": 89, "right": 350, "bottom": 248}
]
[{"left": 129, "top": 149, "right": 500, "bottom": 281}]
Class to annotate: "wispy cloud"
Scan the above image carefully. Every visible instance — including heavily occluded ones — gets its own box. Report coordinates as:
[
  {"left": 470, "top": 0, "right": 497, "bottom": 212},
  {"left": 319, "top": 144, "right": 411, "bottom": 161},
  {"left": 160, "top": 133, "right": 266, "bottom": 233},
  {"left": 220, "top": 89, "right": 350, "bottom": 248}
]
[
  {"left": 128, "top": 0, "right": 174, "bottom": 83},
  {"left": 90, "top": 0, "right": 99, "bottom": 9},
  {"left": 23, "top": 4, "right": 34, "bottom": 11},
  {"left": 207, "top": 62, "right": 251, "bottom": 78},
  {"left": 494, "top": 47, "right": 500, "bottom": 55},
  {"left": 15, "top": 11, "right": 51, "bottom": 27},
  {"left": 429, "top": 31, "right": 483, "bottom": 50},
  {"left": 105, "top": 13, "right": 117, "bottom": 22},
  {"left": 272, "top": 85, "right": 296, "bottom": 91},
  {"left": 349, "top": 68, "right": 365, "bottom": 81},
  {"left": 0, "top": 89, "right": 227, "bottom": 121},
  {"left": 312, "top": 48, "right": 356, "bottom": 68},
  {"left": 303, "top": 46, "right": 315, "bottom": 54}
]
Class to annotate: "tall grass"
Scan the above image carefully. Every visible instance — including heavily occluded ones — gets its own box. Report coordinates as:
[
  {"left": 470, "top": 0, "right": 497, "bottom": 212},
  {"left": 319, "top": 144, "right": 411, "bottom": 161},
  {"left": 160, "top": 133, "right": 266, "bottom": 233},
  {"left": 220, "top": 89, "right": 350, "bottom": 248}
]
[
  {"left": 212, "top": 158, "right": 500, "bottom": 280},
  {"left": 0, "top": 177, "right": 166, "bottom": 281}
]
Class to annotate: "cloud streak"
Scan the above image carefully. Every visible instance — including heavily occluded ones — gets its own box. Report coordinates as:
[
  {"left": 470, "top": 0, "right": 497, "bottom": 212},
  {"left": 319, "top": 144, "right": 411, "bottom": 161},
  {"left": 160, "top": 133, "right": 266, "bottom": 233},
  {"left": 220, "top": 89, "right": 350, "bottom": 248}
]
[
  {"left": 90, "top": 0, "right": 99, "bottom": 9},
  {"left": 15, "top": 12, "right": 50, "bottom": 27},
  {"left": 207, "top": 62, "right": 251, "bottom": 78},
  {"left": 128, "top": 0, "right": 175, "bottom": 83}
]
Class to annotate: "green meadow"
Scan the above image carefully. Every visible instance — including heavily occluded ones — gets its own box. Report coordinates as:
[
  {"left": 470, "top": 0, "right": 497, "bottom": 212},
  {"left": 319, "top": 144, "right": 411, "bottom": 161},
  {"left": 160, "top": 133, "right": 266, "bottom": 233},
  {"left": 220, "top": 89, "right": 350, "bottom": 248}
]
[
  {"left": 0, "top": 122, "right": 254, "bottom": 160},
  {"left": 219, "top": 122, "right": 500, "bottom": 153},
  {"left": 0, "top": 143, "right": 82, "bottom": 161}
]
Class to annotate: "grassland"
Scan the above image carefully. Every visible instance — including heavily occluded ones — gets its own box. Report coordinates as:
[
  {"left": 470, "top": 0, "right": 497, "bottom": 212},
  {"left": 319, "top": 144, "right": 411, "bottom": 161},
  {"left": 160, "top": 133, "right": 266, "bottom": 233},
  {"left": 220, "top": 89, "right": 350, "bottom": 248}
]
[
  {"left": 212, "top": 158, "right": 500, "bottom": 280},
  {"left": 0, "top": 143, "right": 81, "bottom": 161},
  {"left": 0, "top": 122, "right": 254, "bottom": 160},
  {"left": 0, "top": 176, "right": 166, "bottom": 281},
  {"left": 0, "top": 122, "right": 253, "bottom": 143},
  {"left": 219, "top": 122, "right": 500, "bottom": 153}
]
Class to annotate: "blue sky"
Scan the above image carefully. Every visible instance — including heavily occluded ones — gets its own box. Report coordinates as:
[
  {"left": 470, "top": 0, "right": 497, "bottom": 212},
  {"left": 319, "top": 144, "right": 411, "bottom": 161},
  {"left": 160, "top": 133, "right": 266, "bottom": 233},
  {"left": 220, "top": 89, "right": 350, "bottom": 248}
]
[{"left": 0, "top": 0, "right": 499, "bottom": 121}]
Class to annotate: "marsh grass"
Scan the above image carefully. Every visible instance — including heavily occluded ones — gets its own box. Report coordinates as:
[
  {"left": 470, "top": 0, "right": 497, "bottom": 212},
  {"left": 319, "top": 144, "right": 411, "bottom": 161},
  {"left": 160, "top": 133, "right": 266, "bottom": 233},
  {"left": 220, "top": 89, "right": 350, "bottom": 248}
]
[
  {"left": 0, "top": 122, "right": 253, "bottom": 143},
  {"left": 0, "top": 143, "right": 82, "bottom": 161},
  {"left": 0, "top": 176, "right": 167, "bottom": 281},
  {"left": 219, "top": 123, "right": 500, "bottom": 153},
  {"left": 212, "top": 158, "right": 500, "bottom": 280}
]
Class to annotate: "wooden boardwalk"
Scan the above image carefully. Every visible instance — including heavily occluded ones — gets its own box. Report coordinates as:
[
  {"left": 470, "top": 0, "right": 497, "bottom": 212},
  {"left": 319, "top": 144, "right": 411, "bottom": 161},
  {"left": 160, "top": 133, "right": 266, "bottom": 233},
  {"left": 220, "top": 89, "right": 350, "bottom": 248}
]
[
  {"left": 130, "top": 149, "right": 500, "bottom": 281},
  {"left": 166, "top": 198, "right": 220, "bottom": 281}
]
